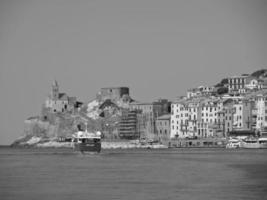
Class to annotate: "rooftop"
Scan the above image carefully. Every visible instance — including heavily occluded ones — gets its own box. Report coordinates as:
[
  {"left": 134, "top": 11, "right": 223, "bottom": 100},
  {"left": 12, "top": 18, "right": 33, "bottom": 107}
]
[{"left": 157, "top": 114, "right": 171, "bottom": 120}]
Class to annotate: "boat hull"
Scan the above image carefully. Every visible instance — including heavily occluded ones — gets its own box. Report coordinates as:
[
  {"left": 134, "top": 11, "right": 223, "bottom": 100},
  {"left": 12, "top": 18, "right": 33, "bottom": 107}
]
[
  {"left": 74, "top": 143, "right": 101, "bottom": 153},
  {"left": 241, "top": 142, "right": 267, "bottom": 149}
]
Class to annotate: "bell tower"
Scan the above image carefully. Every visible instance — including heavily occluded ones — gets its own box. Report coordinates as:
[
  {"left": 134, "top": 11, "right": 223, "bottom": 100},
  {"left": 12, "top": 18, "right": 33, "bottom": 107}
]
[{"left": 51, "top": 80, "right": 59, "bottom": 100}]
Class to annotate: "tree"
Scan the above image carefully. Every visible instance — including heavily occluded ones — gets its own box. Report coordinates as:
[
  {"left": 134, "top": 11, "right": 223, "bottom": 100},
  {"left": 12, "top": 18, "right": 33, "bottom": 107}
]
[{"left": 217, "top": 87, "right": 228, "bottom": 95}]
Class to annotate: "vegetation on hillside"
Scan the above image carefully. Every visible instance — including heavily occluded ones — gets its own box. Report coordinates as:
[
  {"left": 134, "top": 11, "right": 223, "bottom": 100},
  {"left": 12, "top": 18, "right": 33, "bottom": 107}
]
[{"left": 251, "top": 69, "right": 267, "bottom": 78}]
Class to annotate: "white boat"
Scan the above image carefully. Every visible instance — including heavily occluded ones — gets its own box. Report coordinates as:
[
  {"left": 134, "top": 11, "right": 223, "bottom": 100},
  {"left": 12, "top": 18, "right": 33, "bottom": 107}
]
[
  {"left": 72, "top": 129, "right": 101, "bottom": 153},
  {"left": 226, "top": 138, "right": 241, "bottom": 149},
  {"left": 240, "top": 137, "right": 267, "bottom": 149}
]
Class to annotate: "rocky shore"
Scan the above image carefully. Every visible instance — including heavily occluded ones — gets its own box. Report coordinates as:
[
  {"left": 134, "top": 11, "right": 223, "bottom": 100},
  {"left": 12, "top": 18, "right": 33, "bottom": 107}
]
[{"left": 11, "top": 136, "right": 168, "bottom": 149}]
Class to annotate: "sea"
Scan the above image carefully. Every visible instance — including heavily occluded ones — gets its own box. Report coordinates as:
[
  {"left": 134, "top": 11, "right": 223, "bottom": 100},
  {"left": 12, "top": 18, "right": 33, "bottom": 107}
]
[{"left": 1, "top": 147, "right": 267, "bottom": 200}]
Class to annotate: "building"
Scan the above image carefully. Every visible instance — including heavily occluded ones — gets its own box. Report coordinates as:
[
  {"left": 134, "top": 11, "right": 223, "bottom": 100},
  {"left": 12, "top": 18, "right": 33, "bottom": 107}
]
[
  {"left": 217, "top": 99, "right": 234, "bottom": 137},
  {"left": 171, "top": 99, "right": 202, "bottom": 138},
  {"left": 171, "top": 97, "right": 240, "bottom": 139},
  {"left": 118, "top": 110, "right": 139, "bottom": 139},
  {"left": 97, "top": 87, "right": 130, "bottom": 102},
  {"left": 255, "top": 94, "right": 267, "bottom": 135},
  {"left": 155, "top": 114, "right": 171, "bottom": 142},
  {"left": 186, "top": 86, "right": 215, "bottom": 99},
  {"left": 187, "top": 88, "right": 202, "bottom": 99},
  {"left": 228, "top": 75, "right": 248, "bottom": 92},
  {"left": 245, "top": 77, "right": 263, "bottom": 90},
  {"left": 232, "top": 100, "right": 252, "bottom": 130},
  {"left": 197, "top": 99, "right": 223, "bottom": 138},
  {"left": 45, "top": 80, "right": 77, "bottom": 113},
  {"left": 130, "top": 99, "right": 171, "bottom": 139}
]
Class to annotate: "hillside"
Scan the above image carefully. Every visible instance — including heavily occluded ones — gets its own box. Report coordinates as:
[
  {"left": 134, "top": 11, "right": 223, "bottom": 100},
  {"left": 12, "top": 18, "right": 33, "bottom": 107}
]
[
  {"left": 11, "top": 97, "right": 134, "bottom": 147},
  {"left": 251, "top": 69, "right": 267, "bottom": 78}
]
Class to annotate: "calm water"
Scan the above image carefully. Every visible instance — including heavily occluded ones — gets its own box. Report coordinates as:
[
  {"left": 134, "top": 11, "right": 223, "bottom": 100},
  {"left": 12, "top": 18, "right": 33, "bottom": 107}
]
[{"left": 1, "top": 147, "right": 267, "bottom": 200}]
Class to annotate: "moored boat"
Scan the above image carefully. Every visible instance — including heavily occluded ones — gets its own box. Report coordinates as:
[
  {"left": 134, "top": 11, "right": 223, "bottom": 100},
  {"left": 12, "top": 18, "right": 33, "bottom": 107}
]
[
  {"left": 240, "top": 137, "right": 267, "bottom": 149},
  {"left": 226, "top": 138, "right": 241, "bottom": 149},
  {"left": 72, "top": 129, "right": 101, "bottom": 153}
]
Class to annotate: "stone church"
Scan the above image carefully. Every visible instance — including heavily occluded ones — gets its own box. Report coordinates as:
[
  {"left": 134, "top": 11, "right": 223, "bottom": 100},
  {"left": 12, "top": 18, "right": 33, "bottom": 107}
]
[{"left": 45, "top": 80, "right": 77, "bottom": 113}]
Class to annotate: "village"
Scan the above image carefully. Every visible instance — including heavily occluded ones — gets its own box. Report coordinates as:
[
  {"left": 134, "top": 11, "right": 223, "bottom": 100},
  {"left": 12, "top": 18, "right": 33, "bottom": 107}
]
[{"left": 26, "top": 69, "right": 267, "bottom": 148}]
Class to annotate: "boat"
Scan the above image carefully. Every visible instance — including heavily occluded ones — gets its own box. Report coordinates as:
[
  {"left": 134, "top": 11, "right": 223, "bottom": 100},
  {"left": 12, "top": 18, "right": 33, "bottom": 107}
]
[
  {"left": 226, "top": 138, "right": 241, "bottom": 149},
  {"left": 72, "top": 125, "right": 101, "bottom": 153},
  {"left": 240, "top": 137, "right": 267, "bottom": 149}
]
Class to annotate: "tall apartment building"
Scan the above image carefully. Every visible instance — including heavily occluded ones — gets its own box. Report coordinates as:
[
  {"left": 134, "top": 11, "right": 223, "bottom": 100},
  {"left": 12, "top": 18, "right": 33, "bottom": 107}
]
[
  {"left": 232, "top": 100, "right": 252, "bottom": 130},
  {"left": 255, "top": 94, "right": 267, "bottom": 135},
  {"left": 217, "top": 100, "right": 234, "bottom": 137},
  {"left": 170, "top": 98, "right": 215, "bottom": 138}
]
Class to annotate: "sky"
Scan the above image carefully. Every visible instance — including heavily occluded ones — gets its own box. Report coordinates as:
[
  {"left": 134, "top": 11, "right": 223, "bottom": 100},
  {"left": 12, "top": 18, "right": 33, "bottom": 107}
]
[{"left": 0, "top": 0, "right": 266, "bottom": 145}]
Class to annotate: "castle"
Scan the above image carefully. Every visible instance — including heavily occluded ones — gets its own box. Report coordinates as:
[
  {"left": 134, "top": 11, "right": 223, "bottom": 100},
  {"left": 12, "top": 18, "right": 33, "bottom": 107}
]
[{"left": 96, "top": 87, "right": 131, "bottom": 102}]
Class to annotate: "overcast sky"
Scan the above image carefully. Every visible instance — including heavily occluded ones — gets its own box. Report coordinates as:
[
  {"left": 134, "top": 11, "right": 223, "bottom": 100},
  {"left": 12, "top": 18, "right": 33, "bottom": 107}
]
[{"left": 0, "top": 0, "right": 266, "bottom": 145}]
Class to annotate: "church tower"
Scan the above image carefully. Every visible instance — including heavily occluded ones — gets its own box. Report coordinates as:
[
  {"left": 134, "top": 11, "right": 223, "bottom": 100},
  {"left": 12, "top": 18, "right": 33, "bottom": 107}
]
[{"left": 51, "top": 80, "right": 59, "bottom": 100}]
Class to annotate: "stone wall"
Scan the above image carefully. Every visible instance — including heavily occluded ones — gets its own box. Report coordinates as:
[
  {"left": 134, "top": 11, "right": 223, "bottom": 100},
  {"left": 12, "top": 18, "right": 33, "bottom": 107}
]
[{"left": 97, "top": 87, "right": 129, "bottom": 101}]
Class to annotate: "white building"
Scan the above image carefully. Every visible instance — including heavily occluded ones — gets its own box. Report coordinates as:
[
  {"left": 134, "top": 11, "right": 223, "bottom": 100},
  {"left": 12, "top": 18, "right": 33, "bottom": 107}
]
[
  {"left": 186, "top": 86, "right": 215, "bottom": 99},
  {"left": 255, "top": 94, "right": 267, "bottom": 132},
  {"left": 245, "top": 77, "right": 263, "bottom": 90},
  {"left": 171, "top": 98, "right": 222, "bottom": 139},
  {"left": 228, "top": 75, "right": 248, "bottom": 92},
  {"left": 171, "top": 101, "right": 198, "bottom": 138}
]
